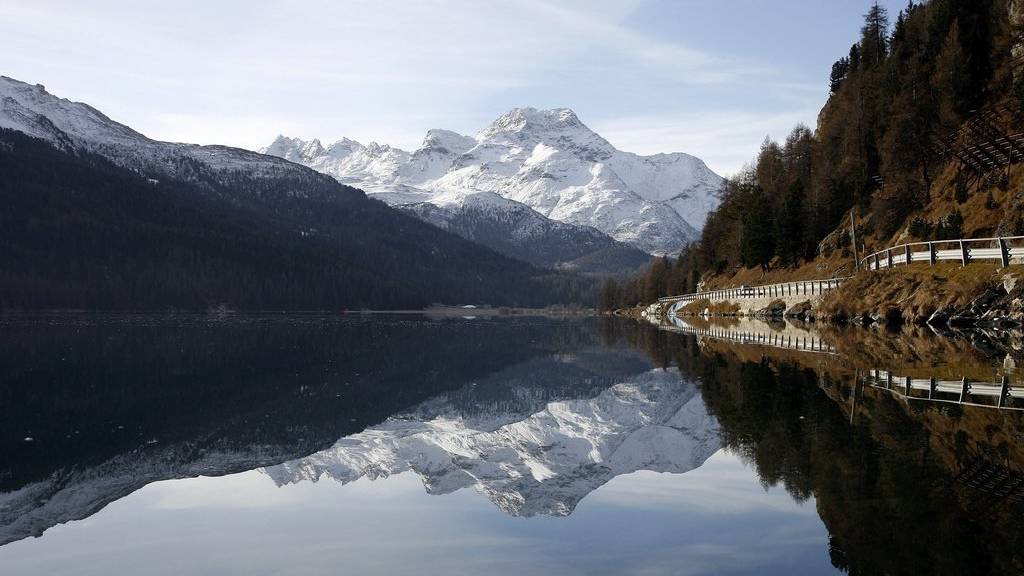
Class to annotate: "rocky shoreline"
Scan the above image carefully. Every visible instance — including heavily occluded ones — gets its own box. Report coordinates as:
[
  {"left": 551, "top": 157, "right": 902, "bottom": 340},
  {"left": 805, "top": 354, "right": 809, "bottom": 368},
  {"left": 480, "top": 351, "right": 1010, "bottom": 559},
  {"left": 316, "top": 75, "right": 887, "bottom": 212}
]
[{"left": 625, "top": 269, "right": 1024, "bottom": 330}]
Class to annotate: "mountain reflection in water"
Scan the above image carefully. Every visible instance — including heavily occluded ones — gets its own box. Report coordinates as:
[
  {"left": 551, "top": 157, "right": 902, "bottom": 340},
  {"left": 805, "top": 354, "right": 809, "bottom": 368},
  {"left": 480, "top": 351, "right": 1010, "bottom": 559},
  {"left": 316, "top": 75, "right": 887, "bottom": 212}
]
[{"left": 1, "top": 313, "right": 1022, "bottom": 575}]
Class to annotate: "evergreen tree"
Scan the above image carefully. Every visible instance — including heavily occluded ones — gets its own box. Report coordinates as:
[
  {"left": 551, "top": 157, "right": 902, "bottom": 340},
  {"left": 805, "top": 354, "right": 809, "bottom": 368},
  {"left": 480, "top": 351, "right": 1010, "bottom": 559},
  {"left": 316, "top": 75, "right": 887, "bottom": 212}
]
[
  {"left": 849, "top": 43, "right": 862, "bottom": 73},
  {"left": 756, "top": 137, "right": 786, "bottom": 196},
  {"left": 775, "top": 181, "right": 807, "bottom": 267},
  {"left": 668, "top": 255, "right": 688, "bottom": 296},
  {"left": 860, "top": 3, "right": 890, "bottom": 68},
  {"left": 599, "top": 277, "right": 620, "bottom": 312},
  {"left": 830, "top": 57, "right": 850, "bottom": 93},
  {"left": 644, "top": 256, "right": 671, "bottom": 303},
  {"left": 739, "top": 185, "right": 775, "bottom": 271}
]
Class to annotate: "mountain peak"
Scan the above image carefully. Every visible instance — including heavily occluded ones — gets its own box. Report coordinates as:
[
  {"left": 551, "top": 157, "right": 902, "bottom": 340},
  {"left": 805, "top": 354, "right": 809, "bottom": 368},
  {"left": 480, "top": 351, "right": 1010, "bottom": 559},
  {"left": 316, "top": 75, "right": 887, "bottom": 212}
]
[
  {"left": 0, "top": 75, "right": 49, "bottom": 99},
  {"left": 262, "top": 106, "right": 724, "bottom": 255},
  {"left": 324, "top": 137, "right": 364, "bottom": 156},
  {"left": 480, "top": 107, "right": 584, "bottom": 140},
  {"left": 261, "top": 135, "right": 326, "bottom": 163},
  {"left": 421, "top": 129, "right": 476, "bottom": 154}
]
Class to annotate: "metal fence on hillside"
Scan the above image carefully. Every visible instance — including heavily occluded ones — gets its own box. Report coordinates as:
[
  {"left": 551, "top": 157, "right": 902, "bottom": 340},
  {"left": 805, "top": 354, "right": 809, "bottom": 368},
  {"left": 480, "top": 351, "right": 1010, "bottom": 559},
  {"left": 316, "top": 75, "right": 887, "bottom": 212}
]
[{"left": 859, "top": 235, "right": 1024, "bottom": 271}]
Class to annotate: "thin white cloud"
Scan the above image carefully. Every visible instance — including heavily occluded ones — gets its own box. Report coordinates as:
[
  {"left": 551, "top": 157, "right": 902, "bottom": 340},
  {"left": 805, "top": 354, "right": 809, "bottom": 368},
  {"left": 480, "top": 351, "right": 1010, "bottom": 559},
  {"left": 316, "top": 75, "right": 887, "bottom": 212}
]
[
  {"left": 593, "top": 106, "right": 821, "bottom": 177},
  {"left": 0, "top": 0, "right": 831, "bottom": 164}
]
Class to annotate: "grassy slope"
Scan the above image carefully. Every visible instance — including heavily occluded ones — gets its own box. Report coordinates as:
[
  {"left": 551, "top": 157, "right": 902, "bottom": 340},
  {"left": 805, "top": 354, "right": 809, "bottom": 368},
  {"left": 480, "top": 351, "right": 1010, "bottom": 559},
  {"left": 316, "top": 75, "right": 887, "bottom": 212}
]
[{"left": 818, "top": 263, "right": 1022, "bottom": 321}]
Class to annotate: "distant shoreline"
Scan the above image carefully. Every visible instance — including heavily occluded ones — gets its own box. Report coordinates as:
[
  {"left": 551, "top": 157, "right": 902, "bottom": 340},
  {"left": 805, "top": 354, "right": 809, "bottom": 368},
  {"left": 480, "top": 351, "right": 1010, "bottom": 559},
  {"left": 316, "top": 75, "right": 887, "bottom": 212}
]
[{"left": 0, "top": 307, "right": 597, "bottom": 319}]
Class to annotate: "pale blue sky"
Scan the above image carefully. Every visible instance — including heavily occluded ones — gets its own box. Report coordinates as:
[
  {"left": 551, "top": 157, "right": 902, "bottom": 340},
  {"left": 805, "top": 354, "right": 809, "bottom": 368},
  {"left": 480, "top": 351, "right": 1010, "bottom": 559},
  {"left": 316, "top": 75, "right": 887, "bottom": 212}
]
[{"left": 0, "top": 0, "right": 904, "bottom": 175}]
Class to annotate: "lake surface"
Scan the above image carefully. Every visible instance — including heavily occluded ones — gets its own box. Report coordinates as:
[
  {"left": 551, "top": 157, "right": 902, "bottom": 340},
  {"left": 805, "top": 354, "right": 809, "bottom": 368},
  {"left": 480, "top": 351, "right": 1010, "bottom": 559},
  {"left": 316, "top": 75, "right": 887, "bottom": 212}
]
[{"left": 1, "top": 313, "right": 1022, "bottom": 575}]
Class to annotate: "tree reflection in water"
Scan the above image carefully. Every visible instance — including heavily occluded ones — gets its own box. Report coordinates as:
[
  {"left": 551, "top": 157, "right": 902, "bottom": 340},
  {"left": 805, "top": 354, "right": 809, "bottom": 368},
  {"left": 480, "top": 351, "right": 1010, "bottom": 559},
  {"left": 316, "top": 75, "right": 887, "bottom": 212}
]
[{"left": 605, "top": 318, "right": 1024, "bottom": 575}]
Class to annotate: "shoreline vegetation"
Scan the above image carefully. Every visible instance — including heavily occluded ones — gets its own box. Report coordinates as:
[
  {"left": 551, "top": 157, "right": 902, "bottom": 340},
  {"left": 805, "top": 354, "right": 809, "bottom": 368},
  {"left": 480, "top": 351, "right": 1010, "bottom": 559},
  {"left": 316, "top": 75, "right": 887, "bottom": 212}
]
[
  {"left": 0, "top": 305, "right": 597, "bottom": 319},
  {"left": 618, "top": 264, "right": 1023, "bottom": 329}
]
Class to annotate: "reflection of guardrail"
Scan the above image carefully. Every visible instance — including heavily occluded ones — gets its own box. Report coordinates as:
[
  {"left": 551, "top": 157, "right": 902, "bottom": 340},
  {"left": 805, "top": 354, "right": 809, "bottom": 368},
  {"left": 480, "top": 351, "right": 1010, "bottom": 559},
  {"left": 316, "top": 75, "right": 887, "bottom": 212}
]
[
  {"left": 662, "top": 318, "right": 836, "bottom": 354},
  {"left": 864, "top": 369, "right": 1022, "bottom": 411},
  {"left": 658, "top": 277, "right": 849, "bottom": 305},
  {"left": 859, "top": 236, "right": 1024, "bottom": 271}
]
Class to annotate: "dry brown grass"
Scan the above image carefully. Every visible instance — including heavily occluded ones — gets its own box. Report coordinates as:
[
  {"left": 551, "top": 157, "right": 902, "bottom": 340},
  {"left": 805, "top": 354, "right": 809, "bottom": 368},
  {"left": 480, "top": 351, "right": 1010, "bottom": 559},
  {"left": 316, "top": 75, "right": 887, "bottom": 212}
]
[
  {"left": 818, "top": 324, "right": 1011, "bottom": 381},
  {"left": 817, "top": 263, "right": 1020, "bottom": 322},
  {"left": 701, "top": 249, "right": 854, "bottom": 291},
  {"left": 891, "top": 163, "right": 1024, "bottom": 245}
]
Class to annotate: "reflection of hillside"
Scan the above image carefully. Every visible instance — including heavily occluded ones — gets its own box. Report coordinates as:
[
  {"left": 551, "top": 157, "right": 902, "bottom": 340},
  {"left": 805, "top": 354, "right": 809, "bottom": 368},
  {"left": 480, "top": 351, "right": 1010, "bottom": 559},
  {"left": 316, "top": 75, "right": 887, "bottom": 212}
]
[
  {"left": 818, "top": 372, "right": 1024, "bottom": 495},
  {"left": 645, "top": 314, "right": 1022, "bottom": 391},
  {"left": 615, "top": 320, "right": 1024, "bottom": 575},
  {"left": 819, "top": 324, "right": 1021, "bottom": 382}
]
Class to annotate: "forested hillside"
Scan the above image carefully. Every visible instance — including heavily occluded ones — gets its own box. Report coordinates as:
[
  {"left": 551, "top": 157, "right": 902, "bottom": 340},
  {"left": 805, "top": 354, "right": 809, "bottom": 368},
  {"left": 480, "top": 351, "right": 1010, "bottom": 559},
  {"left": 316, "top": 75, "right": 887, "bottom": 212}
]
[
  {"left": 603, "top": 0, "right": 1024, "bottom": 310},
  {"left": 0, "top": 129, "right": 591, "bottom": 310}
]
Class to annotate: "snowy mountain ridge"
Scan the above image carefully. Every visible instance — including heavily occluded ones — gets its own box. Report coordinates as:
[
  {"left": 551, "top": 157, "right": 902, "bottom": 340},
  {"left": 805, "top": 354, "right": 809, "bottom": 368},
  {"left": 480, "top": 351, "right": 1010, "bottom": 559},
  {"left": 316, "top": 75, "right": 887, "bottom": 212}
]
[
  {"left": 263, "top": 108, "right": 724, "bottom": 255},
  {"left": 0, "top": 76, "right": 336, "bottom": 197}
]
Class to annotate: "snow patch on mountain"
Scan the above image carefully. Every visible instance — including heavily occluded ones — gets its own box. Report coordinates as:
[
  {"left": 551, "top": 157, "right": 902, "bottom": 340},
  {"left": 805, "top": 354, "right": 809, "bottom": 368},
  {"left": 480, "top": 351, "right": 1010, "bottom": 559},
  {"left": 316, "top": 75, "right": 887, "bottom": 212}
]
[
  {"left": 0, "top": 76, "right": 325, "bottom": 191},
  {"left": 262, "top": 108, "right": 724, "bottom": 255}
]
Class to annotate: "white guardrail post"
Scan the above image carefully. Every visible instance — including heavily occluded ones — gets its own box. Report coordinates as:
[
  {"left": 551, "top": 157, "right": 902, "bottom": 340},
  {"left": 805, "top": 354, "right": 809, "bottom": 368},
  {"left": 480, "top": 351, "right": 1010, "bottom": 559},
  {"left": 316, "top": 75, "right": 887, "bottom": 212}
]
[{"left": 859, "top": 236, "right": 1021, "bottom": 271}]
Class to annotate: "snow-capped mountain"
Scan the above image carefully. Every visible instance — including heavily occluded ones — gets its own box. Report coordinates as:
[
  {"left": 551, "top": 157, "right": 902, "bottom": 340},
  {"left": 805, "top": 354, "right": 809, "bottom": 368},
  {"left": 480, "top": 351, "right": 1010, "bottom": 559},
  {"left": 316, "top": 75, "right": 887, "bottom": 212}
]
[
  {"left": 263, "top": 108, "right": 724, "bottom": 255},
  {"left": 262, "top": 135, "right": 411, "bottom": 186},
  {"left": 0, "top": 76, "right": 330, "bottom": 196},
  {"left": 263, "top": 368, "right": 722, "bottom": 517}
]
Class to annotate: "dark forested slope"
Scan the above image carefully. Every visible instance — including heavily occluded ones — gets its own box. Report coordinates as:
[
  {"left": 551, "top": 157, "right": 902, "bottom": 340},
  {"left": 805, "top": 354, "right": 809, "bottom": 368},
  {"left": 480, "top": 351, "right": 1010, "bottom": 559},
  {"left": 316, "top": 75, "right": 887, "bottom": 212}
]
[{"left": 0, "top": 129, "right": 591, "bottom": 309}]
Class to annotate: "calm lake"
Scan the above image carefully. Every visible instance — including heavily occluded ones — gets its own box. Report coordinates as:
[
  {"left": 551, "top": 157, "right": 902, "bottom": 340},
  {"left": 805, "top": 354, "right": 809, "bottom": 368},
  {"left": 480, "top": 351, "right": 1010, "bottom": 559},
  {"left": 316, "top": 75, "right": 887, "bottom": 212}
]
[{"left": 1, "top": 313, "right": 1022, "bottom": 575}]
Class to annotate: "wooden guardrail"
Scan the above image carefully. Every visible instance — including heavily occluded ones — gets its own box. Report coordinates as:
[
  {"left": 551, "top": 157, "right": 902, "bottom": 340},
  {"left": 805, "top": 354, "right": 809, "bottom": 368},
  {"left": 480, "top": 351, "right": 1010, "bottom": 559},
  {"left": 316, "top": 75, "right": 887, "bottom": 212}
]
[
  {"left": 658, "top": 277, "right": 848, "bottom": 305},
  {"left": 858, "top": 235, "right": 1024, "bottom": 271}
]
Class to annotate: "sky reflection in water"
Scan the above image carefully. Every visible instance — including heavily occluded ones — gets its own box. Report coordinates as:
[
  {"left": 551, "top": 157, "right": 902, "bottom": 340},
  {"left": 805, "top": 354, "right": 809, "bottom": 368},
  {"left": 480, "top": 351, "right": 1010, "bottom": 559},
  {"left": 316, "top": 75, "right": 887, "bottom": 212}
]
[{"left": 0, "top": 450, "right": 835, "bottom": 576}]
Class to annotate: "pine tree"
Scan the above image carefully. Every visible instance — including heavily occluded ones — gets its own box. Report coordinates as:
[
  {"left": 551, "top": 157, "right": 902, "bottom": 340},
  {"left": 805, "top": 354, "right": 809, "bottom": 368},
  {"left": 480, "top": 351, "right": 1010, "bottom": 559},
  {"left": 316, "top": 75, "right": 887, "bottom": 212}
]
[
  {"left": 739, "top": 184, "right": 775, "bottom": 271},
  {"left": 849, "top": 43, "right": 862, "bottom": 73},
  {"left": 860, "top": 3, "right": 890, "bottom": 69},
  {"left": 644, "top": 256, "right": 671, "bottom": 303},
  {"left": 830, "top": 57, "right": 850, "bottom": 93},
  {"left": 599, "top": 277, "right": 620, "bottom": 312},
  {"left": 775, "top": 181, "right": 806, "bottom": 267}
]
